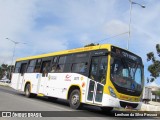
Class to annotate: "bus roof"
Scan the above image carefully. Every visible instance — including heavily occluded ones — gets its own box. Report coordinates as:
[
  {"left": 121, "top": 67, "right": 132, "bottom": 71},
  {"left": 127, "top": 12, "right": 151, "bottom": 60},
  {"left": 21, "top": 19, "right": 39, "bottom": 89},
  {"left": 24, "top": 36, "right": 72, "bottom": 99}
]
[{"left": 16, "top": 44, "right": 112, "bottom": 62}]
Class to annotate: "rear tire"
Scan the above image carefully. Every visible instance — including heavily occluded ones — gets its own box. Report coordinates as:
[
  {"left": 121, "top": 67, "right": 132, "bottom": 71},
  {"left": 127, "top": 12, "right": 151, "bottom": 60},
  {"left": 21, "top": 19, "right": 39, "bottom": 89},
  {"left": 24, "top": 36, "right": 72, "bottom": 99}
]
[
  {"left": 69, "top": 89, "right": 82, "bottom": 109},
  {"left": 25, "top": 84, "right": 36, "bottom": 98}
]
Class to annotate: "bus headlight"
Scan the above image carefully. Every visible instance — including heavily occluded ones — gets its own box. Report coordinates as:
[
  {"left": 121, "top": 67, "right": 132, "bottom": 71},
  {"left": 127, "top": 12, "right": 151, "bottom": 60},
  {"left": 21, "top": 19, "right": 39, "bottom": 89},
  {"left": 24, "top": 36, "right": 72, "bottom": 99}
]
[{"left": 108, "top": 86, "right": 117, "bottom": 98}]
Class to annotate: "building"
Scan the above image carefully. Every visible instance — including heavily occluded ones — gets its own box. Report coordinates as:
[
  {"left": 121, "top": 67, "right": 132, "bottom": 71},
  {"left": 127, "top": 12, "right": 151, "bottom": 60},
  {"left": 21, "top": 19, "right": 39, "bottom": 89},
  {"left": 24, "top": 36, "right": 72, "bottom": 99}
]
[{"left": 143, "top": 82, "right": 160, "bottom": 102}]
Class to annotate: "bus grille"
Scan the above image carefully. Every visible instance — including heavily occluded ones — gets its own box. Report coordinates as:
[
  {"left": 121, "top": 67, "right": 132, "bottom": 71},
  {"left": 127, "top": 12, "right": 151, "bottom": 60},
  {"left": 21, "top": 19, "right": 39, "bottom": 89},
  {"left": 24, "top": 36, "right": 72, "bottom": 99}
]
[{"left": 120, "top": 101, "right": 138, "bottom": 108}]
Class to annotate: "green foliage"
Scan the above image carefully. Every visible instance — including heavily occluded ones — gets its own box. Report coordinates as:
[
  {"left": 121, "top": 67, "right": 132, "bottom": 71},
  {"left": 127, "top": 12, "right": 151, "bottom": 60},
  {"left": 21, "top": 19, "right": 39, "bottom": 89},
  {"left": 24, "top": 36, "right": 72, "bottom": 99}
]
[
  {"left": 0, "top": 64, "right": 14, "bottom": 79},
  {"left": 155, "top": 90, "right": 160, "bottom": 96},
  {"left": 84, "top": 43, "right": 99, "bottom": 47},
  {"left": 147, "top": 52, "right": 155, "bottom": 62},
  {"left": 147, "top": 44, "right": 160, "bottom": 82},
  {"left": 156, "top": 44, "right": 160, "bottom": 54}
]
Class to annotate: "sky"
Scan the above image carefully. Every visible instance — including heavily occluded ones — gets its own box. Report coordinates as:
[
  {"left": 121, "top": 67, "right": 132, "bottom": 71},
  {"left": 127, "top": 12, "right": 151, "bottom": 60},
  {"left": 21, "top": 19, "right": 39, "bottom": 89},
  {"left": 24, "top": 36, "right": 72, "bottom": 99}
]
[{"left": 0, "top": 0, "right": 160, "bottom": 86}]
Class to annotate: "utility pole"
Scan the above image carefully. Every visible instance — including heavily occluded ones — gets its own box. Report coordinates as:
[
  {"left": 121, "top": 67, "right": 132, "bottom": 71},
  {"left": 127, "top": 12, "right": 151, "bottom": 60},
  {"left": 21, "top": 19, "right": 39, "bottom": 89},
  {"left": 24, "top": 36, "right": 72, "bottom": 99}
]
[
  {"left": 128, "top": 0, "right": 145, "bottom": 50},
  {"left": 6, "top": 38, "right": 27, "bottom": 79}
]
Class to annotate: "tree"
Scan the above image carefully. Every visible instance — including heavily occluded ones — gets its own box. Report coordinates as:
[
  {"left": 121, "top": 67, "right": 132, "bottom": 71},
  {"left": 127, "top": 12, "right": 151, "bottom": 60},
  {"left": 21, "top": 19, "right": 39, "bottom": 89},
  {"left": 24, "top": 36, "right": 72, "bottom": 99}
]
[
  {"left": 155, "top": 90, "right": 160, "bottom": 96},
  {"left": 147, "top": 44, "right": 160, "bottom": 82},
  {"left": 0, "top": 64, "right": 14, "bottom": 79},
  {"left": 84, "top": 43, "right": 99, "bottom": 47}
]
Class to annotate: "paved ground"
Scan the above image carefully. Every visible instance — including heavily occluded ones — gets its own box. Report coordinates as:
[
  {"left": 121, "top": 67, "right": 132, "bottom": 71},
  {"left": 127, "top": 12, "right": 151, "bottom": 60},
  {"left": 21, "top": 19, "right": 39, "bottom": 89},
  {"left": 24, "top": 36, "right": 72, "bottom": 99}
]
[{"left": 0, "top": 85, "right": 117, "bottom": 120}]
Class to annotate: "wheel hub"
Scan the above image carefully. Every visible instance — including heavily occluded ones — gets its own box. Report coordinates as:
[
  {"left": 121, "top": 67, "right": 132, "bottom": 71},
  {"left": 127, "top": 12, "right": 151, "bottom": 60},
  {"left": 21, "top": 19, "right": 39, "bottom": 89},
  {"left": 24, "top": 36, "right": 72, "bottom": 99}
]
[{"left": 71, "top": 94, "right": 79, "bottom": 105}]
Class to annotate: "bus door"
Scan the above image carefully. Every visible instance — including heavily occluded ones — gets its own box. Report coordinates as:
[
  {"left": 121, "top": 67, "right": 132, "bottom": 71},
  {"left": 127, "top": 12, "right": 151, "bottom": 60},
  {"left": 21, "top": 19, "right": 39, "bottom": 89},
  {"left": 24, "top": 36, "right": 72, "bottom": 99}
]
[
  {"left": 18, "top": 63, "right": 27, "bottom": 90},
  {"left": 86, "top": 56, "right": 107, "bottom": 104},
  {"left": 39, "top": 60, "right": 51, "bottom": 95}
]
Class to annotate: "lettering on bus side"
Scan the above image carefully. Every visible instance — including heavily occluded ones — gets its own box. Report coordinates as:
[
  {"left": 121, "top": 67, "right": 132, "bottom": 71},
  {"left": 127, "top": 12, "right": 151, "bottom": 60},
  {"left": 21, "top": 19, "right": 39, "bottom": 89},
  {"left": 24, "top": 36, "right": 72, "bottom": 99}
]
[
  {"left": 65, "top": 74, "right": 71, "bottom": 81},
  {"left": 48, "top": 75, "right": 57, "bottom": 80}
]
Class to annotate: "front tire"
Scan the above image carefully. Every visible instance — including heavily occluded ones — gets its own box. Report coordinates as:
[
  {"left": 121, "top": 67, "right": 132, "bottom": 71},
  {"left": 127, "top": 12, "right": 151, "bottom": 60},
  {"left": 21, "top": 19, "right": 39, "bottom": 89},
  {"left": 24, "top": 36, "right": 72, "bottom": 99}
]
[{"left": 69, "top": 89, "right": 82, "bottom": 109}]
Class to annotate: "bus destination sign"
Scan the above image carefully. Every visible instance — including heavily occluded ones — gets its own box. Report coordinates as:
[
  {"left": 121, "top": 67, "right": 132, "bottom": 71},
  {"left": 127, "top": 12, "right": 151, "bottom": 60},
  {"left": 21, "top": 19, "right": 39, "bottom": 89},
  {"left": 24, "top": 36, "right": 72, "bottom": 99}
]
[{"left": 111, "top": 46, "right": 142, "bottom": 63}]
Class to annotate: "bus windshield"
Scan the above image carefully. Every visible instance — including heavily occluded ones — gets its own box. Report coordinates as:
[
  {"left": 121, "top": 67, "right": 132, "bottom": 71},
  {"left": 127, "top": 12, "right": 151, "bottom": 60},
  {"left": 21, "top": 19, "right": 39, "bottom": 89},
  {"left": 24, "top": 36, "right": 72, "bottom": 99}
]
[{"left": 111, "top": 56, "right": 143, "bottom": 91}]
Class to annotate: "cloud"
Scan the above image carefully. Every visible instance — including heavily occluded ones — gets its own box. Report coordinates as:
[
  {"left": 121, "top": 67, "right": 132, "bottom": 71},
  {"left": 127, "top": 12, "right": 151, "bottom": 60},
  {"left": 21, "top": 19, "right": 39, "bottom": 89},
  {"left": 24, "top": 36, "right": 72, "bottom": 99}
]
[
  {"left": 26, "top": 0, "right": 118, "bottom": 49},
  {"left": 103, "top": 20, "right": 129, "bottom": 36},
  {"left": 0, "top": 0, "right": 38, "bottom": 64}
]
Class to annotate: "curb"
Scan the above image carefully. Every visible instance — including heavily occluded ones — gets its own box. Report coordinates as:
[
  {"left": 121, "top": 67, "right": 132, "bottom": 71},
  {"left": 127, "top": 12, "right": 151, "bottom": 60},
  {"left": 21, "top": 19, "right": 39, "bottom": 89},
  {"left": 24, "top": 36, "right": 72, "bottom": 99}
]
[
  {"left": 0, "top": 82, "right": 10, "bottom": 87},
  {"left": 141, "top": 103, "right": 160, "bottom": 111}
]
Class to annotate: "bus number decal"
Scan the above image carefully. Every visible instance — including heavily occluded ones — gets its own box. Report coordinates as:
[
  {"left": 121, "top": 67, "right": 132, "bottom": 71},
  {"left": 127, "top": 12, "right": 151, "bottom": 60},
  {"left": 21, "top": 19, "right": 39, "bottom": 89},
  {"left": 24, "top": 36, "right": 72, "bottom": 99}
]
[{"left": 74, "top": 77, "right": 79, "bottom": 80}]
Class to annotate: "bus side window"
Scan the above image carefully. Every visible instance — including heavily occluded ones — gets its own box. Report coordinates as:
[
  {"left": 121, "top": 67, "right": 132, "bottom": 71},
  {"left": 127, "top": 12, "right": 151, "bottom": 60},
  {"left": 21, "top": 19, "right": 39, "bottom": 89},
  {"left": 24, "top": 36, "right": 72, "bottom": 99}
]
[
  {"left": 26, "top": 60, "right": 36, "bottom": 73},
  {"left": 72, "top": 62, "right": 88, "bottom": 73},
  {"left": 98, "top": 57, "right": 108, "bottom": 84},
  {"left": 14, "top": 62, "right": 21, "bottom": 73},
  {"left": 90, "top": 57, "right": 99, "bottom": 80},
  {"left": 34, "top": 59, "right": 42, "bottom": 73},
  {"left": 55, "top": 56, "right": 66, "bottom": 72},
  {"left": 41, "top": 61, "right": 51, "bottom": 77},
  {"left": 50, "top": 64, "right": 56, "bottom": 73},
  {"left": 52, "top": 57, "right": 58, "bottom": 65},
  {"left": 56, "top": 64, "right": 64, "bottom": 72},
  {"left": 20, "top": 63, "right": 27, "bottom": 76},
  {"left": 50, "top": 57, "right": 58, "bottom": 73}
]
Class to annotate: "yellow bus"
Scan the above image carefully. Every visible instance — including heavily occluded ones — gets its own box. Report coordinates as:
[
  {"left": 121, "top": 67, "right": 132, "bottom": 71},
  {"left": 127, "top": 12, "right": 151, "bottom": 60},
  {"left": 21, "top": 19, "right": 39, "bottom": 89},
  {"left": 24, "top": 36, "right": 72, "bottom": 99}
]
[{"left": 11, "top": 44, "right": 144, "bottom": 111}]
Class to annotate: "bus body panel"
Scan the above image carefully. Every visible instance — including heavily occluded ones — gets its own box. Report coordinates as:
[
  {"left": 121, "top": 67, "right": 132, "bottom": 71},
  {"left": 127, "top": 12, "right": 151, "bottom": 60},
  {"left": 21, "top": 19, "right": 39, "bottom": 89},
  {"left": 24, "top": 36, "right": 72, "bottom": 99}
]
[
  {"left": 23, "top": 73, "right": 40, "bottom": 94},
  {"left": 102, "top": 94, "right": 142, "bottom": 109},
  {"left": 11, "top": 73, "right": 25, "bottom": 91}
]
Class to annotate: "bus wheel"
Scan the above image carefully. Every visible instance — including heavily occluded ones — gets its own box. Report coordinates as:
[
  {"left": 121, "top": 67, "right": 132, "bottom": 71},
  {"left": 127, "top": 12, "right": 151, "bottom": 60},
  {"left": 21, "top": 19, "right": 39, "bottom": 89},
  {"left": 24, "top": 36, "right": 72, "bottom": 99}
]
[
  {"left": 25, "top": 84, "right": 36, "bottom": 98},
  {"left": 101, "top": 107, "right": 113, "bottom": 112},
  {"left": 69, "top": 89, "right": 81, "bottom": 109}
]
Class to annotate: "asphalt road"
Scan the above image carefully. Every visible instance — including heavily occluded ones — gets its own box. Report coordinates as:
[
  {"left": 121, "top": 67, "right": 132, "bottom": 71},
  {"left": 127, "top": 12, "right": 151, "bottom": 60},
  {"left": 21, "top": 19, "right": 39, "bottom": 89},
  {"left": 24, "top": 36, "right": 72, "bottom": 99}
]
[{"left": 0, "top": 85, "right": 156, "bottom": 120}]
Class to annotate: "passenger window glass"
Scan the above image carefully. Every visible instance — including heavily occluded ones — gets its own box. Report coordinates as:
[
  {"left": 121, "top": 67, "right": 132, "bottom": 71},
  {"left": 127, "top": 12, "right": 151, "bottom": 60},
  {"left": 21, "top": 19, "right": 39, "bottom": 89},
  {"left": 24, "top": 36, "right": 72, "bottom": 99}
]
[
  {"left": 89, "top": 56, "right": 107, "bottom": 84},
  {"left": 50, "top": 64, "right": 57, "bottom": 73},
  {"left": 55, "top": 64, "right": 64, "bottom": 72},
  {"left": 15, "top": 68, "right": 20, "bottom": 73},
  {"left": 58, "top": 56, "right": 66, "bottom": 64},
  {"left": 98, "top": 57, "right": 107, "bottom": 84},
  {"left": 15, "top": 62, "right": 21, "bottom": 68},
  {"left": 72, "top": 63, "right": 87, "bottom": 73},
  {"left": 42, "top": 61, "right": 51, "bottom": 77},
  {"left": 34, "top": 59, "right": 41, "bottom": 73},
  {"left": 27, "top": 67, "right": 35, "bottom": 73},
  {"left": 52, "top": 57, "right": 58, "bottom": 64},
  {"left": 29, "top": 60, "right": 36, "bottom": 66},
  {"left": 14, "top": 62, "right": 21, "bottom": 73},
  {"left": 36, "top": 59, "right": 41, "bottom": 66},
  {"left": 90, "top": 58, "right": 99, "bottom": 80},
  {"left": 73, "top": 53, "right": 89, "bottom": 63},
  {"left": 20, "top": 63, "right": 27, "bottom": 75},
  {"left": 27, "top": 60, "right": 36, "bottom": 73}
]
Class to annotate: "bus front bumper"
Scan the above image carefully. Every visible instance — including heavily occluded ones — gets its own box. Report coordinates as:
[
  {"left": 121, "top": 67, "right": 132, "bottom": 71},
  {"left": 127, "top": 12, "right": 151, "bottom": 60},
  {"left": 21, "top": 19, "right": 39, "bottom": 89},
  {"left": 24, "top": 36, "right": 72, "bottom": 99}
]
[{"left": 102, "top": 94, "right": 142, "bottom": 110}]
